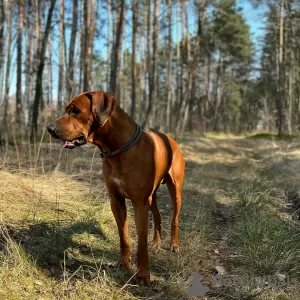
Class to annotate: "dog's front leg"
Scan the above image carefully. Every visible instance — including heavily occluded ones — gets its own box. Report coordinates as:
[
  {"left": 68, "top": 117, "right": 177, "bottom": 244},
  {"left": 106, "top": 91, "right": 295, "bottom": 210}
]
[
  {"left": 133, "top": 201, "right": 150, "bottom": 285},
  {"left": 110, "top": 193, "right": 131, "bottom": 270}
]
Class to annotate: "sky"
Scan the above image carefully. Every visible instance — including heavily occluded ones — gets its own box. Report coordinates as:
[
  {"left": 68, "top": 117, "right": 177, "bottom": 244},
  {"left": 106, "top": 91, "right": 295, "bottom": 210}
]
[{"left": 237, "top": 0, "right": 266, "bottom": 55}]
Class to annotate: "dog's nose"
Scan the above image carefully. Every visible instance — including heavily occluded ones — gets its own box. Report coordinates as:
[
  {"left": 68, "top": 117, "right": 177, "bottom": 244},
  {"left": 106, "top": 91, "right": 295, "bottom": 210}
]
[{"left": 47, "top": 124, "right": 56, "bottom": 135}]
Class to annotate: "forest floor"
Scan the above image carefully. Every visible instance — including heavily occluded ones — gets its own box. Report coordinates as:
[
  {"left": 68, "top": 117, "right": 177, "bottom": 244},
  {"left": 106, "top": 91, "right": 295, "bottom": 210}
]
[{"left": 1, "top": 133, "right": 300, "bottom": 299}]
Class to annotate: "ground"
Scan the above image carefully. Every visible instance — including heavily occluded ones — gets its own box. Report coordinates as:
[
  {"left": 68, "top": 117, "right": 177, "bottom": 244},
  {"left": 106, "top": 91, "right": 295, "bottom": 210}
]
[{"left": 1, "top": 133, "right": 300, "bottom": 299}]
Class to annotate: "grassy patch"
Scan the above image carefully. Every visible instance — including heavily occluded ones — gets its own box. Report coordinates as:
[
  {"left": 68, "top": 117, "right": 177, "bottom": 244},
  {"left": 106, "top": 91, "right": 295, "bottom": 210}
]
[{"left": 230, "top": 212, "right": 300, "bottom": 276}]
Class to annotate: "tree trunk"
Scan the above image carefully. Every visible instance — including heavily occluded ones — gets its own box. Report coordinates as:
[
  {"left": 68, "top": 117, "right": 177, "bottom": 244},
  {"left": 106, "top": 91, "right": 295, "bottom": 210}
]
[
  {"left": 213, "top": 57, "right": 222, "bottom": 131},
  {"left": 205, "top": 31, "right": 213, "bottom": 111},
  {"left": 16, "top": 0, "right": 24, "bottom": 132},
  {"left": 83, "top": 0, "right": 89, "bottom": 91},
  {"left": 47, "top": 37, "right": 52, "bottom": 105},
  {"left": 106, "top": 0, "right": 111, "bottom": 91},
  {"left": 3, "top": 1, "right": 12, "bottom": 130},
  {"left": 0, "top": 0, "right": 5, "bottom": 75},
  {"left": 277, "top": 0, "right": 285, "bottom": 135},
  {"left": 26, "top": 0, "right": 40, "bottom": 133},
  {"left": 144, "top": 0, "right": 152, "bottom": 127},
  {"left": 166, "top": 0, "right": 172, "bottom": 132},
  {"left": 58, "top": 0, "right": 64, "bottom": 110},
  {"left": 175, "top": 1, "right": 181, "bottom": 124},
  {"left": 25, "top": 1, "right": 34, "bottom": 128},
  {"left": 35, "top": 0, "right": 40, "bottom": 50},
  {"left": 79, "top": 0, "right": 84, "bottom": 91},
  {"left": 131, "top": 0, "right": 138, "bottom": 119},
  {"left": 176, "top": 2, "right": 207, "bottom": 132},
  {"left": 88, "top": 0, "right": 95, "bottom": 90},
  {"left": 67, "top": 0, "right": 78, "bottom": 99},
  {"left": 109, "top": 0, "right": 125, "bottom": 100},
  {"left": 30, "top": 0, "right": 56, "bottom": 141},
  {"left": 142, "top": 0, "right": 159, "bottom": 128}
]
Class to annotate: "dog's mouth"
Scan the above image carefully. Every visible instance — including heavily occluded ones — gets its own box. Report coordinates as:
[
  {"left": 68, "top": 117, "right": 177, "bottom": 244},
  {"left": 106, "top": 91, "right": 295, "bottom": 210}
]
[{"left": 60, "top": 135, "right": 87, "bottom": 149}]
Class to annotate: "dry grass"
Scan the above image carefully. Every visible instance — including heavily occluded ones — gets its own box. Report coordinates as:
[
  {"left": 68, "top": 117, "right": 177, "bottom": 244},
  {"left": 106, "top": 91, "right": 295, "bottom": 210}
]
[{"left": 1, "top": 134, "right": 300, "bottom": 299}]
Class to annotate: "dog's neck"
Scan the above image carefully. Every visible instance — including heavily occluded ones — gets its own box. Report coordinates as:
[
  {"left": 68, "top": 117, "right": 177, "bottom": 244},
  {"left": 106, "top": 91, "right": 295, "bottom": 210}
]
[{"left": 88, "top": 106, "right": 137, "bottom": 155}]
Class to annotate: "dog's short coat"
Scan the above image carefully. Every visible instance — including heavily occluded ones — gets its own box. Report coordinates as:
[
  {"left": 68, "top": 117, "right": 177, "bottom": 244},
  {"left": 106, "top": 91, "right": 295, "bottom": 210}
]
[{"left": 47, "top": 91, "right": 185, "bottom": 285}]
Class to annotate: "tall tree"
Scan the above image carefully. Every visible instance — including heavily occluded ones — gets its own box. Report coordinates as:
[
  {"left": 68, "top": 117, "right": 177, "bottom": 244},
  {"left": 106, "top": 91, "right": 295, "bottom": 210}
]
[
  {"left": 106, "top": 0, "right": 111, "bottom": 91},
  {"left": 87, "top": 0, "right": 95, "bottom": 90},
  {"left": 277, "top": 0, "right": 285, "bottom": 135},
  {"left": 109, "top": 0, "right": 126, "bottom": 99},
  {"left": 30, "top": 0, "right": 56, "bottom": 141},
  {"left": 176, "top": 1, "right": 208, "bottom": 132},
  {"left": 24, "top": 0, "right": 34, "bottom": 127},
  {"left": 57, "top": 0, "right": 64, "bottom": 110},
  {"left": 131, "top": 0, "right": 138, "bottom": 118},
  {"left": 142, "top": 0, "right": 159, "bottom": 128},
  {"left": 83, "top": 0, "right": 89, "bottom": 91},
  {"left": 16, "top": 0, "right": 24, "bottom": 131},
  {"left": 3, "top": 1, "right": 12, "bottom": 130},
  {"left": 211, "top": 0, "right": 252, "bottom": 131},
  {"left": 166, "top": 0, "right": 173, "bottom": 132},
  {"left": 67, "top": 0, "right": 78, "bottom": 99},
  {"left": 0, "top": 0, "right": 5, "bottom": 77}
]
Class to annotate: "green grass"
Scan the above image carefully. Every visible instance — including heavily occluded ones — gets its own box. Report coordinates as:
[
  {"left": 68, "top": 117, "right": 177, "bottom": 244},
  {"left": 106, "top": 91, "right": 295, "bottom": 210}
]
[{"left": 229, "top": 210, "right": 300, "bottom": 276}]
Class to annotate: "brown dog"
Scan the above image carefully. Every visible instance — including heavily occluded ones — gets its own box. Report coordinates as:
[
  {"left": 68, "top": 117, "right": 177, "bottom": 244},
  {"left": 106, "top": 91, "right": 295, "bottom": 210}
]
[{"left": 47, "top": 91, "right": 185, "bottom": 285}]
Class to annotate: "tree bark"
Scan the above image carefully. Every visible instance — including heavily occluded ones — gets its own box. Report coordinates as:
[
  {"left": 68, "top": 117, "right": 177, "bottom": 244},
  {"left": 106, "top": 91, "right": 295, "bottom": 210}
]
[
  {"left": 83, "top": 0, "right": 89, "bottom": 91},
  {"left": 213, "top": 57, "right": 222, "bottom": 131},
  {"left": 106, "top": 0, "right": 111, "bottom": 91},
  {"left": 109, "top": 0, "right": 125, "bottom": 100},
  {"left": 144, "top": 0, "right": 152, "bottom": 126},
  {"left": 142, "top": 0, "right": 159, "bottom": 128},
  {"left": 67, "top": 0, "right": 78, "bottom": 99},
  {"left": 0, "top": 0, "right": 5, "bottom": 76},
  {"left": 131, "top": 0, "right": 138, "bottom": 119},
  {"left": 3, "top": 1, "right": 12, "bottom": 130},
  {"left": 87, "top": 0, "right": 95, "bottom": 90},
  {"left": 35, "top": 0, "right": 40, "bottom": 50},
  {"left": 166, "top": 0, "right": 172, "bottom": 132},
  {"left": 58, "top": 0, "right": 64, "bottom": 110},
  {"left": 176, "top": 2, "right": 207, "bottom": 132},
  {"left": 16, "top": 0, "right": 24, "bottom": 132},
  {"left": 25, "top": 0, "right": 34, "bottom": 127},
  {"left": 277, "top": 0, "right": 285, "bottom": 135},
  {"left": 47, "top": 36, "right": 53, "bottom": 105},
  {"left": 30, "top": 0, "right": 56, "bottom": 141}
]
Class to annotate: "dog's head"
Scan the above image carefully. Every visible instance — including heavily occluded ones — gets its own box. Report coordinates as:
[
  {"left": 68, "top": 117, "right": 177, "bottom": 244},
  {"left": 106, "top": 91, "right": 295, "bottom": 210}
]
[{"left": 46, "top": 91, "right": 116, "bottom": 149}]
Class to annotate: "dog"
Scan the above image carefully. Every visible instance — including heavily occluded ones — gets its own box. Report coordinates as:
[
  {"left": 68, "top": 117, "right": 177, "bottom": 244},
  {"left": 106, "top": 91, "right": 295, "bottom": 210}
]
[{"left": 47, "top": 91, "right": 185, "bottom": 285}]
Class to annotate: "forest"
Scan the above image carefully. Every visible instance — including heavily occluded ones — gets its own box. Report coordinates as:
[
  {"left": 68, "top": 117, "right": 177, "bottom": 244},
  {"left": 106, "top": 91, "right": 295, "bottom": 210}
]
[
  {"left": 2, "top": 1, "right": 300, "bottom": 299},
  {"left": 0, "top": 0, "right": 298, "bottom": 140}
]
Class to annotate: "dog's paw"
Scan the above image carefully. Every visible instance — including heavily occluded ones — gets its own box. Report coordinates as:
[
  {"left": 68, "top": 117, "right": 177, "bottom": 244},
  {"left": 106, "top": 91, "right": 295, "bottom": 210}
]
[
  {"left": 170, "top": 244, "right": 180, "bottom": 253},
  {"left": 134, "top": 271, "right": 150, "bottom": 286},
  {"left": 151, "top": 238, "right": 161, "bottom": 251},
  {"left": 117, "top": 257, "right": 131, "bottom": 270}
]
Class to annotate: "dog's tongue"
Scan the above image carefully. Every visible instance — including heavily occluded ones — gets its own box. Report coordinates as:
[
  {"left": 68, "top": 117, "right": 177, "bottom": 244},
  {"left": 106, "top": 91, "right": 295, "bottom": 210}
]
[{"left": 61, "top": 140, "right": 75, "bottom": 148}]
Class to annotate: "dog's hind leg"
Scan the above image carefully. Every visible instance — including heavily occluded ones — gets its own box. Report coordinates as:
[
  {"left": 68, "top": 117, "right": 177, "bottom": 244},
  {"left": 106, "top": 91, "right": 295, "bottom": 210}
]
[
  {"left": 165, "top": 151, "right": 184, "bottom": 252},
  {"left": 149, "top": 190, "right": 162, "bottom": 250}
]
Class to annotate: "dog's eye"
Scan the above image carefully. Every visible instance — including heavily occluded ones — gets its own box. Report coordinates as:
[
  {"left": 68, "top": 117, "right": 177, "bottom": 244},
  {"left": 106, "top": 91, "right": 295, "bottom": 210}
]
[{"left": 71, "top": 107, "right": 80, "bottom": 117}]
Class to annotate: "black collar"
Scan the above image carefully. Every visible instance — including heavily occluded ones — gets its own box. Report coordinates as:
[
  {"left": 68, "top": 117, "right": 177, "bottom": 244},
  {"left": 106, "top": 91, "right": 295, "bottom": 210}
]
[{"left": 100, "top": 124, "right": 143, "bottom": 159}]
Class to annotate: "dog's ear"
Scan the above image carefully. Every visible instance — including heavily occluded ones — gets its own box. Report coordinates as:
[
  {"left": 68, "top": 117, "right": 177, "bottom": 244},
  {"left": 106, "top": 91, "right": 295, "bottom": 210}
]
[{"left": 87, "top": 92, "right": 117, "bottom": 127}]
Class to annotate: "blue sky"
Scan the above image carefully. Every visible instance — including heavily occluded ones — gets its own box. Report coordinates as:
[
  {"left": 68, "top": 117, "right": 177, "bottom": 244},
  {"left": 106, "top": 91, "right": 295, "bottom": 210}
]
[{"left": 237, "top": 0, "right": 266, "bottom": 54}]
